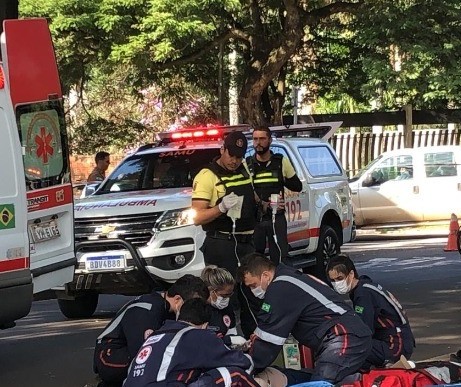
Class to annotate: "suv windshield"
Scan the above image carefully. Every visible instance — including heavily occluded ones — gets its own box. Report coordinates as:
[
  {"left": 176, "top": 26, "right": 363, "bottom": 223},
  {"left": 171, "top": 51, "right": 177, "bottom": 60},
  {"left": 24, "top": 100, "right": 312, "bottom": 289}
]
[
  {"left": 97, "top": 148, "right": 220, "bottom": 194},
  {"left": 349, "top": 154, "right": 383, "bottom": 183}
]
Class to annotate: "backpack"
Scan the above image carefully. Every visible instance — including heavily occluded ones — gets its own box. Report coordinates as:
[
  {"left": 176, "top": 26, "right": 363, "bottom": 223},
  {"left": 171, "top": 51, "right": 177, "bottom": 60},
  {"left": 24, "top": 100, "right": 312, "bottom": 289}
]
[{"left": 344, "top": 368, "right": 443, "bottom": 387}]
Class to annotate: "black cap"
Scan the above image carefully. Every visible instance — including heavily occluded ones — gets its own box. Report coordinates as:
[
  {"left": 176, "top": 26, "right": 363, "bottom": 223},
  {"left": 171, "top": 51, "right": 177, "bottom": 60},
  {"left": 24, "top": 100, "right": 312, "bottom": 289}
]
[{"left": 224, "top": 131, "right": 248, "bottom": 158}]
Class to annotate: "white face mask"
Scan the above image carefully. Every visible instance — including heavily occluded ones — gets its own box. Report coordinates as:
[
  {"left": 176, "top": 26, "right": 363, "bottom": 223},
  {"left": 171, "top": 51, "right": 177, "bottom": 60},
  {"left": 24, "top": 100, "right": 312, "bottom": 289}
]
[
  {"left": 332, "top": 278, "right": 351, "bottom": 295},
  {"left": 212, "top": 295, "right": 230, "bottom": 310},
  {"left": 252, "top": 286, "right": 266, "bottom": 299}
]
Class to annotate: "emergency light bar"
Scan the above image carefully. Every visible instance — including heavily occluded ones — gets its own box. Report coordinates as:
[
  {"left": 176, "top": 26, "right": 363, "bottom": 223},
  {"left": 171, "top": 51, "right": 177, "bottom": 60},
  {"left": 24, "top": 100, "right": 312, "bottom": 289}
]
[
  {"left": 268, "top": 121, "right": 342, "bottom": 140},
  {"left": 157, "top": 124, "right": 251, "bottom": 144}
]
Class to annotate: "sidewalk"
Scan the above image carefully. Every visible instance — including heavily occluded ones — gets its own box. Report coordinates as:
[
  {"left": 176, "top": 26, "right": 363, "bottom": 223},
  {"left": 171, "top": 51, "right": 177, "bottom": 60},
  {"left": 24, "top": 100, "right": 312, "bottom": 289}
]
[{"left": 356, "top": 222, "right": 450, "bottom": 239}]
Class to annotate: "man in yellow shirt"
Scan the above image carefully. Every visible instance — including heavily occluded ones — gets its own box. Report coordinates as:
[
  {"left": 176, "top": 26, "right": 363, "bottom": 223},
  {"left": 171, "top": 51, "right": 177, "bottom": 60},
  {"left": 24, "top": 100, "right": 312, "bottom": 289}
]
[{"left": 192, "top": 130, "right": 258, "bottom": 337}]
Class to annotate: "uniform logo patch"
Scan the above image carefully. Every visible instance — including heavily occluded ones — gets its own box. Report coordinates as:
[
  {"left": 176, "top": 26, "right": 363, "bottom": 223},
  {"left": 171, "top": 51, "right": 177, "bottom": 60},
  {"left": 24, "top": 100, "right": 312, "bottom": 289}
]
[
  {"left": 144, "top": 334, "right": 165, "bottom": 346},
  {"left": 355, "top": 305, "right": 364, "bottom": 314},
  {"left": 135, "top": 345, "right": 152, "bottom": 364},
  {"left": 261, "top": 303, "right": 271, "bottom": 312},
  {"left": 223, "top": 315, "right": 231, "bottom": 328}
]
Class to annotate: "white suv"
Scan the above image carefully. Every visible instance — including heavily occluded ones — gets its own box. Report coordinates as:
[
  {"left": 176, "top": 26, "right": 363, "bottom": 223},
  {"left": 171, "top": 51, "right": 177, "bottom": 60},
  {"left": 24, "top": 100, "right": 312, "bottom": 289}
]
[{"left": 57, "top": 123, "right": 354, "bottom": 318}]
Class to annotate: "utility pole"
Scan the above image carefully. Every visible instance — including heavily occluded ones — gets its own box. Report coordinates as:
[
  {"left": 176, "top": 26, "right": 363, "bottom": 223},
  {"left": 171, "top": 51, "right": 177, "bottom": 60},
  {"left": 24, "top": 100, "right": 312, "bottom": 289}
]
[
  {"left": 292, "top": 86, "right": 299, "bottom": 124},
  {"left": 0, "top": 0, "right": 19, "bottom": 35},
  {"left": 403, "top": 104, "right": 413, "bottom": 148},
  {"left": 217, "top": 42, "right": 225, "bottom": 123}
]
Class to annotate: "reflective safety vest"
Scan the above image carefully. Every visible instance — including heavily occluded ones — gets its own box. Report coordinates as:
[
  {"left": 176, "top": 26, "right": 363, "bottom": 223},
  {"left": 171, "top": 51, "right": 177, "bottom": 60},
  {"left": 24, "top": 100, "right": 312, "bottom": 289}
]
[
  {"left": 246, "top": 153, "right": 284, "bottom": 202},
  {"left": 203, "top": 161, "right": 256, "bottom": 233}
]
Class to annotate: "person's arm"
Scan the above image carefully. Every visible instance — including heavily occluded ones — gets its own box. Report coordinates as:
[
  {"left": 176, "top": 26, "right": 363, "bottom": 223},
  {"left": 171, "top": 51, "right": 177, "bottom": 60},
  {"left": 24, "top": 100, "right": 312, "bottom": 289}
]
[
  {"left": 352, "top": 289, "right": 377, "bottom": 334},
  {"left": 191, "top": 169, "right": 223, "bottom": 225},
  {"left": 250, "top": 283, "right": 299, "bottom": 369},
  {"left": 122, "top": 305, "right": 166, "bottom": 358},
  {"left": 183, "top": 331, "right": 254, "bottom": 373},
  {"left": 282, "top": 157, "right": 302, "bottom": 192}
]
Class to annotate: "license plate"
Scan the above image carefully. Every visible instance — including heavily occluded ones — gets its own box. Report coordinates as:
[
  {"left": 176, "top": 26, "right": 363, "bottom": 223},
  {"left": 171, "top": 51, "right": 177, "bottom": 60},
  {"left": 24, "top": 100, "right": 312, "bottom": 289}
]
[
  {"left": 85, "top": 255, "right": 126, "bottom": 271},
  {"left": 30, "top": 220, "right": 60, "bottom": 243}
]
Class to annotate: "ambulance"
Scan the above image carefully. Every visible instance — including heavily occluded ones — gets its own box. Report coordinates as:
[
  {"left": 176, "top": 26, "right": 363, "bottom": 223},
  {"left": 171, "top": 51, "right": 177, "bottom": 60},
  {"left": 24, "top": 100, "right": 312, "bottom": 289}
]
[
  {"left": 60, "top": 123, "right": 353, "bottom": 318},
  {"left": 0, "top": 18, "right": 76, "bottom": 328}
]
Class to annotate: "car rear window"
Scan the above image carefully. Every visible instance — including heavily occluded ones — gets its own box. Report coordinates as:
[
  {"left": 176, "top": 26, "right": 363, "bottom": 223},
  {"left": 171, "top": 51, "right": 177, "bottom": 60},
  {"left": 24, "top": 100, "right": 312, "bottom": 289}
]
[{"left": 424, "top": 151, "right": 457, "bottom": 177}]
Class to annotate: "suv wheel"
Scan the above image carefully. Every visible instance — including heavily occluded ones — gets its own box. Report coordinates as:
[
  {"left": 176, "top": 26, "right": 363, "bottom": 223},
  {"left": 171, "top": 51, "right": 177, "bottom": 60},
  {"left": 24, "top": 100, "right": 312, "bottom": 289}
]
[
  {"left": 57, "top": 292, "right": 99, "bottom": 319},
  {"left": 313, "top": 225, "right": 340, "bottom": 282}
]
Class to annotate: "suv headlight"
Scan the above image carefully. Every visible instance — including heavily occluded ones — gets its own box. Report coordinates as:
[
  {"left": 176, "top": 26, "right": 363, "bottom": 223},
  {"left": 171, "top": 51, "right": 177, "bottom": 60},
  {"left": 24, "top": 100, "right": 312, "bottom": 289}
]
[{"left": 154, "top": 208, "right": 196, "bottom": 231}]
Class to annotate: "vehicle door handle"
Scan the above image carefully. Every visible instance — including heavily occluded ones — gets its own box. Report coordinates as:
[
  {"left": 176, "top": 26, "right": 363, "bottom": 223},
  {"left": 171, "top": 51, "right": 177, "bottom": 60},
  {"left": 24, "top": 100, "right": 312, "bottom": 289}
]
[{"left": 413, "top": 185, "right": 419, "bottom": 194}]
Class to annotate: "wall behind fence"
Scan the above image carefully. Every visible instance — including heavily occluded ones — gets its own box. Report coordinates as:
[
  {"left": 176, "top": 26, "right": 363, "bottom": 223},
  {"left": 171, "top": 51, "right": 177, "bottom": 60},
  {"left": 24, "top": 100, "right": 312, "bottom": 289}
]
[{"left": 69, "top": 128, "right": 461, "bottom": 183}]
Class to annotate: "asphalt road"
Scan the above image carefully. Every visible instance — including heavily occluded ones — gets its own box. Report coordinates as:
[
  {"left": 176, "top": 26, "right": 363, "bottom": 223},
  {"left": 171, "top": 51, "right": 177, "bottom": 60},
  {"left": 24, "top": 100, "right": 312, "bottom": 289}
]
[{"left": 0, "top": 233, "right": 460, "bottom": 387}]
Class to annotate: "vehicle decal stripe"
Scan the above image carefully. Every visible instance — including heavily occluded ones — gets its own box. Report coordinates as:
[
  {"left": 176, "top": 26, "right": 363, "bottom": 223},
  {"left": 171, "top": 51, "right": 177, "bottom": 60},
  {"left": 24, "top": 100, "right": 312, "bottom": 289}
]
[
  {"left": 27, "top": 184, "right": 73, "bottom": 212},
  {"left": 0, "top": 257, "right": 28, "bottom": 272}
]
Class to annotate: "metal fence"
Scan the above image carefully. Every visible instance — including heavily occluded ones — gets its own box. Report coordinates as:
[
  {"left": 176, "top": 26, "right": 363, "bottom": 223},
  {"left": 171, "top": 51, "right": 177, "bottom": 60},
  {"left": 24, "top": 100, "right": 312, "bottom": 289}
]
[{"left": 331, "top": 128, "right": 461, "bottom": 177}]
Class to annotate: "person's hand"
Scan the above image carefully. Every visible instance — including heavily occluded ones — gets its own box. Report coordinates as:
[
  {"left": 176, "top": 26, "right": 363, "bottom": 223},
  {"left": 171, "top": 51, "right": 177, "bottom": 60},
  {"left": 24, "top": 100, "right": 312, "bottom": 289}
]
[
  {"left": 218, "top": 193, "right": 239, "bottom": 213},
  {"left": 230, "top": 335, "right": 247, "bottom": 346}
]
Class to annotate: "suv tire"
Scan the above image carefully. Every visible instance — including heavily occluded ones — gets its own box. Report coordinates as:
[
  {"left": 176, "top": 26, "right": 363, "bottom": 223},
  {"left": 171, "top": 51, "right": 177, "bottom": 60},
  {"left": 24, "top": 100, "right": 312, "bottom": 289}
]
[
  {"left": 313, "top": 225, "right": 340, "bottom": 282},
  {"left": 58, "top": 292, "right": 99, "bottom": 319}
]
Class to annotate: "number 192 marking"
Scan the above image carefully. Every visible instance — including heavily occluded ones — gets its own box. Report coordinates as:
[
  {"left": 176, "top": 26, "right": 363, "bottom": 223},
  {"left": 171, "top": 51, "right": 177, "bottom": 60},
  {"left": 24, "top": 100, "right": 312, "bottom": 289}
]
[{"left": 285, "top": 199, "right": 302, "bottom": 221}]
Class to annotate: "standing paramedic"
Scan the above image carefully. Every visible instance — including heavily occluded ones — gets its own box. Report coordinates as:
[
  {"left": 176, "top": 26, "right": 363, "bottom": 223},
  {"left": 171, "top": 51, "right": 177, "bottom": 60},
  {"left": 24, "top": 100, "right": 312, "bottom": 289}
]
[
  {"left": 192, "top": 130, "right": 258, "bottom": 337},
  {"left": 239, "top": 253, "right": 372, "bottom": 384},
  {"left": 327, "top": 254, "right": 415, "bottom": 369},
  {"left": 246, "top": 126, "right": 302, "bottom": 264}
]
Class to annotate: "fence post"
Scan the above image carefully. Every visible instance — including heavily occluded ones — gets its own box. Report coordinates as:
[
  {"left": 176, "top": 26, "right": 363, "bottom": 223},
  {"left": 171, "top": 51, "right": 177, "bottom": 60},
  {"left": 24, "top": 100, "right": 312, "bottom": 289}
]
[{"left": 403, "top": 104, "right": 413, "bottom": 148}]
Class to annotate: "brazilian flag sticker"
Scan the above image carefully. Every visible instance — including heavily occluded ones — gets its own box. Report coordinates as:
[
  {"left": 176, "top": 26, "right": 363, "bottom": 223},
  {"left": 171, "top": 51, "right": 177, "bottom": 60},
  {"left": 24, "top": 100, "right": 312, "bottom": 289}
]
[
  {"left": 0, "top": 204, "right": 15, "bottom": 230},
  {"left": 355, "top": 305, "right": 364, "bottom": 314},
  {"left": 261, "top": 303, "right": 271, "bottom": 313}
]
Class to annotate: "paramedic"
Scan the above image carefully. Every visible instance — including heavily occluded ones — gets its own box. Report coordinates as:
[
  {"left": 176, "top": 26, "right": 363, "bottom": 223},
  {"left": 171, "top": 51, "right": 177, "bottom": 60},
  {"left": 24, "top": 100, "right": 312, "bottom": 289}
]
[{"left": 327, "top": 253, "right": 415, "bottom": 368}]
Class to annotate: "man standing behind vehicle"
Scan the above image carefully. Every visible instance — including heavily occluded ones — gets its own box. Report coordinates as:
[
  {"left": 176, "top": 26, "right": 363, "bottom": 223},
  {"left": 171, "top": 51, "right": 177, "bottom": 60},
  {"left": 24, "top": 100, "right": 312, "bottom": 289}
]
[
  {"left": 88, "top": 151, "right": 110, "bottom": 182},
  {"left": 246, "top": 127, "right": 302, "bottom": 264},
  {"left": 192, "top": 130, "right": 258, "bottom": 336}
]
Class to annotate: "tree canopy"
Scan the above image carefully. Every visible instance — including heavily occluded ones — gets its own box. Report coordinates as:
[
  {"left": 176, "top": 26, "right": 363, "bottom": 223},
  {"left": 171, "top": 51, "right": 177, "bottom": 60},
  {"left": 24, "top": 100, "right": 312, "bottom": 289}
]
[{"left": 18, "top": 0, "right": 461, "bottom": 150}]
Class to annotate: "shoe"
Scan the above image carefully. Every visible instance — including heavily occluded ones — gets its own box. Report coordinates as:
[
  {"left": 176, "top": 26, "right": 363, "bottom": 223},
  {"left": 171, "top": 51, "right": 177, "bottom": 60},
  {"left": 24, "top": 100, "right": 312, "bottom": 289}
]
[{"left": 449, "top": 350, "right": 461, "bottom": 365}]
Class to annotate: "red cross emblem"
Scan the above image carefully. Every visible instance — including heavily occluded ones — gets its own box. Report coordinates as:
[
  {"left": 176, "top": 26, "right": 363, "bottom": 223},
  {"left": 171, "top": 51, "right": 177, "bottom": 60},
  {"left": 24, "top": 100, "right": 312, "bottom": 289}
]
[
  {"left": 135, "top": 345, "right": 152, "bottom": 365},
  {"left": 35, "top": 126, "right": 54, "bottom": 163}
]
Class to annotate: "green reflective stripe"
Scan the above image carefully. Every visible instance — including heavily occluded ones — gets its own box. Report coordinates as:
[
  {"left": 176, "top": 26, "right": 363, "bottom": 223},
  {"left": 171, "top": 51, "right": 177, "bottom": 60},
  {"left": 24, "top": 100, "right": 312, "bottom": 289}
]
[
  {"left": 255, "top": 172, "right": 273, "bottom": 178},
  {"left": 225, "top": 178, "right": 252, "bottom": 187},
  {"left": 221, "top": 174, "right": 245, "bottom": 181},
  {"left": 254, "top": 178, "right": 279, "bottom": 184}
]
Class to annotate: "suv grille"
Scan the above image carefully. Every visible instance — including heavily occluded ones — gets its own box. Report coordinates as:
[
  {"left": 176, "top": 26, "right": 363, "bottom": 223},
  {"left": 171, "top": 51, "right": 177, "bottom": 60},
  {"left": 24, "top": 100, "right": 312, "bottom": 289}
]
[{"left": 75, "top": 212, "right": 162, "bottom": 247}]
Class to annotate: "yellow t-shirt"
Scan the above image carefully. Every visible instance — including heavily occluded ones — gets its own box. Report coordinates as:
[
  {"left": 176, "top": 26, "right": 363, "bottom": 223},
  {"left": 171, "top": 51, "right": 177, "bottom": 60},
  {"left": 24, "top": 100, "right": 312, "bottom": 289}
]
[
  {"left": 282, "top": 157, "right": 297, "bottom": 180},
  {"left": 192, "top": 168, "right": 226, "bottom": 207}
]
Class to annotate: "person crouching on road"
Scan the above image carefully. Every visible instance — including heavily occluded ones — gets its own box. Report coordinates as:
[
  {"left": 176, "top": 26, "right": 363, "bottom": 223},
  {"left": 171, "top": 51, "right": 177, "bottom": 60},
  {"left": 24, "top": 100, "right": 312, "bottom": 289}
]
[
  {"left": 327, "top": 253, "right": 415, "bottom": 368},
  {"left": 238, "top": 253, "right": 372, "bottom": 384},
  {"left": 123, "top": 298, "right": 258, "bottom": 387},
  {"left": 246, "top": 126, "right": 302, "bottom": 264},
  {"left": 201, "top": 265, "right": 249, "bottom": 349},
  {"left": 93, "top": 275, "right": 209, "bottom": 387},
  {"left": 192, "top": 130, "right": 259, "bottom": 337}
]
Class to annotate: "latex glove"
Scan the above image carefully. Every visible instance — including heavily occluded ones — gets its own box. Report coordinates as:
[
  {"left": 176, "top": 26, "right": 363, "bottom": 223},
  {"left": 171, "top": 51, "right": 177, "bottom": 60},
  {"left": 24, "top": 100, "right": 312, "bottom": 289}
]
[
  {"left": 230, "top": 336, "right": 247, "bottom": 346},
  {"left": 218, "top": 193, "right": 239, "bottom": 213}
]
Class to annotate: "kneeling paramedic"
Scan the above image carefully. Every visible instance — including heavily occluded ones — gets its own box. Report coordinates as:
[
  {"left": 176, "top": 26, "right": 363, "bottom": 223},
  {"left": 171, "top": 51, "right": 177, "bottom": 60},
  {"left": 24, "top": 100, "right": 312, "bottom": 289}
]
[
  {"left": 192, "top": 130, "right": 259, "bottom": 337},
  {"left": 123, "top": 298, "right": 258, "bottom": 387},
  {"left": 94, "top": 275, "right": 209, "bottom": 387},
  {"left": 327, "top": 254, "right": 415, "bottom": 368},
  {"left": 239, "top": 253, "right": 372, "bottom": 384}
]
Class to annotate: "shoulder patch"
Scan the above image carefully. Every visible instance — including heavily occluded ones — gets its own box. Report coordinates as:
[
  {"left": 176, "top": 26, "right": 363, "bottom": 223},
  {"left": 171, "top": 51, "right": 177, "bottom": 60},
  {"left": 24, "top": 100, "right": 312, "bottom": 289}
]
[
  {"left": 261, "top": 303, "right": 271, "bottom": 312},
  {"left": 355, "top": 305, "right": 364, "bottom": 314}
]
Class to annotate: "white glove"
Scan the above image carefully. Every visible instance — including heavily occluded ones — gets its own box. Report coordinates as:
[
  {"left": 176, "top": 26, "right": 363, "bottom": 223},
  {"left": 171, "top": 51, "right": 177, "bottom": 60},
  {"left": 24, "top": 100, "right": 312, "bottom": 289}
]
[
  {"left": 230, "top": 335, "right": 248, "bottom": 346},
  {"left": 218, "top": 193, "right": 239, "bottom": 213}
]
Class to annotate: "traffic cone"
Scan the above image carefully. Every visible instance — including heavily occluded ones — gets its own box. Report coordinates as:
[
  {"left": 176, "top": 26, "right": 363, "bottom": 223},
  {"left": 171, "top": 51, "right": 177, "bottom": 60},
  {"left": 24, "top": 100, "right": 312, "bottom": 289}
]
[{"left": 443, "top": 213, "right": 459, "bottom": 252}]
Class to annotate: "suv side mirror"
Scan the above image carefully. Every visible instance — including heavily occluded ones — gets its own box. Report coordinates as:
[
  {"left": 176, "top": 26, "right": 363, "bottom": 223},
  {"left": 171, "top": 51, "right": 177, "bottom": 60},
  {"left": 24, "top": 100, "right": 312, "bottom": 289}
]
[
  {"left": 80, "top": 183, "right": 100, "bottom": 198},
  {"left": 362, "top": 171, "right": 382, "bottom": 187}
]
